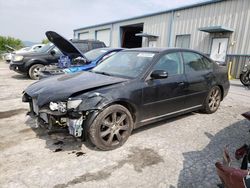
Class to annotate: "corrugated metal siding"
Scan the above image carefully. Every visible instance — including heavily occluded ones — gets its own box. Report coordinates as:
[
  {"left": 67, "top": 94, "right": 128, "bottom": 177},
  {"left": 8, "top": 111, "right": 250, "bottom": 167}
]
[
  {"left": 74, "top": 0, "right": 250, "bottom": 55},
  {"left": 109, "top": 13, "right": 170, "bottom": 47},
  {"left": 226, "top": 55, "right": 250, "bottom": 78},
  {"left": 172, "top": 0, "right": 250, "bottom": 55},
  {"left": 75, "top": 14, "right": 170, "bottom": 48}
]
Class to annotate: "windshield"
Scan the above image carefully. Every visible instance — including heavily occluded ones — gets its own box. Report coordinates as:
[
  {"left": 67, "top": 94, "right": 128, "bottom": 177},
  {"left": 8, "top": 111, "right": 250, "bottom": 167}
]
[
  {"left": 84, "top": 48, "right": 108, "bottom": 61},
  {"left": 36, "top": 43, "right": 54, "bottom": 53},
  {"left": 92, "top": 51, "right": 156, "bottom": 78}
]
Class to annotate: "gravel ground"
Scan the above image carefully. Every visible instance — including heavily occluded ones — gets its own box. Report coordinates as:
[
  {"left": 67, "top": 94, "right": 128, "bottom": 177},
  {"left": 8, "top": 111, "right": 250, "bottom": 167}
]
[{"left": 0, "top": 61, "right": 250, "bottom": 188}]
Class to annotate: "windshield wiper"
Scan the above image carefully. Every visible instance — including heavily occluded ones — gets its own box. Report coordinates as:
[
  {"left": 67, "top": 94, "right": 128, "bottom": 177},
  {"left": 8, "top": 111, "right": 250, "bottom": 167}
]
[{"left": 92, "top": 71, "right": 112, "bottom": 76}]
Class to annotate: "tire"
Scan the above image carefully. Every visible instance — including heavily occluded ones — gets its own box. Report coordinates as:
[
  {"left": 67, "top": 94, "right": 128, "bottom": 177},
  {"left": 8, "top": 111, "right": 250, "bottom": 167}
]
[
  {"left": 240, "top": 73, "right": 250, "bottom": 86},
  {"left": 28, "top": 64, "right": 44, "bottom": 80},
  {"left": 87, "top": 104, "right": 133, "bottom": 150},
  {"left": 203, "top": 86, "right": 222, "bottom": 114}
]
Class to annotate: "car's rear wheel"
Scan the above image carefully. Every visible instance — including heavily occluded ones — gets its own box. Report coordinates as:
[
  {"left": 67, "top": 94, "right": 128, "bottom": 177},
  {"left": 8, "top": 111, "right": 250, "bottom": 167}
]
[
  {"left": 29, "top": 64, "right": 44, "bottom": 80},
  {"left": 203, "top": 86, "right": 222, "bottom": 114},
  {"left": 87, "top": 105, "right": 133, "bottom": 150}
]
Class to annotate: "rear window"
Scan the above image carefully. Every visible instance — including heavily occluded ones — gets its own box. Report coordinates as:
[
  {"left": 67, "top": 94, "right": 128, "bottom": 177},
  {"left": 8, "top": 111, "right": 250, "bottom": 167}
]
[
  {"left": 182, "top": 52, "right": 213, "bottom": 73},
  {"left": 73, "top": 42, "right": 89, "bottom": 53},
  {"left": 92, "top": 42, "right": 106, "bottom": 49}
]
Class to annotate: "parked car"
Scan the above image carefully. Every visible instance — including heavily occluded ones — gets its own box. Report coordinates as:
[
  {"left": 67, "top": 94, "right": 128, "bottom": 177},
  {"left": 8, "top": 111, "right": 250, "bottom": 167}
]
[
  {"left": 2, "top": 45, "right": 16, "bottom": 63},
  {"left": 39, "top": 48, "right": 123, "bottom": 79},
  {"left": 9, "top": 43, "right": 62, "bottom": 79},
  {"left": 23, "top": 48, "right": 229, "bottom": 150},
  {"left": 39, "top": 31, "right": 113, "bottom": 79},
  {"left": 10, "top": 31, "right": 106, "bottom": 80},
  {"left": 4, "top": 44, "right": 45, "bottom": 63}
]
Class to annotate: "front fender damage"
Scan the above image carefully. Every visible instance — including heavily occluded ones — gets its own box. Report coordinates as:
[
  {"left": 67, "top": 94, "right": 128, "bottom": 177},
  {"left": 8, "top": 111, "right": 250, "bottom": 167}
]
[
  {"left": 77, "top": 92, "right": 114, "bottom": 112},
  {"left": 58, "top": 93, "right": 113, "bottom": 139}
]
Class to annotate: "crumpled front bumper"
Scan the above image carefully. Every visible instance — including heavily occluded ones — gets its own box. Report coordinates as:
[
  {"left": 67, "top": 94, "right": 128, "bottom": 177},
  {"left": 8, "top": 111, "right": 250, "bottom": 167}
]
[{"left": 23, "top": 94, "right": 85, "bottom": 137}]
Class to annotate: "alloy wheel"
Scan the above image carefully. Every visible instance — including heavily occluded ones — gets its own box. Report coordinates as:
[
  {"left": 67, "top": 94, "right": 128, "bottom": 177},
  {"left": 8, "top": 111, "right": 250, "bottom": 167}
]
[
  {"left": 208, "top": 87, "right": 221, "bottom": 112},
  {"left": 33, "top": 66, "right": 42, "bottom": 79},
  {"left": 99, "top": 111, "right": 129, "bottom": 146}
]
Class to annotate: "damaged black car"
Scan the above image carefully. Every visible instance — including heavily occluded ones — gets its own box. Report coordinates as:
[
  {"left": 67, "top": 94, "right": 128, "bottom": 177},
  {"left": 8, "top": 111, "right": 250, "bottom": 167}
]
[{"left": 23, "top": 48, "right": 229, "bottom": 150}]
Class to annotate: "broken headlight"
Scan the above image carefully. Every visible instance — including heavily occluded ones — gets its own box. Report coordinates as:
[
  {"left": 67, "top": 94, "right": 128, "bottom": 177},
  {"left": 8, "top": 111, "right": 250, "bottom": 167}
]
[
  {"left": 49, "top": 102, "right": 67, "bottom": 113},
  {"left": 67, "top": 99, "right": 82, "bottom": 109}
]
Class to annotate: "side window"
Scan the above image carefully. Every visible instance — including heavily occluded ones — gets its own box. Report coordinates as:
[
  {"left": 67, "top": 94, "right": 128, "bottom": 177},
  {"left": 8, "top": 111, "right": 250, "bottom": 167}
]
[
  {"left": 202, "top": 56, "right": 213, "bottom": 70},
  {"left": 153, "top": 52, "right": 183, "bottom": 76},
  {"left": 182, "top": 52, "right": 212, "bottom": 73}
]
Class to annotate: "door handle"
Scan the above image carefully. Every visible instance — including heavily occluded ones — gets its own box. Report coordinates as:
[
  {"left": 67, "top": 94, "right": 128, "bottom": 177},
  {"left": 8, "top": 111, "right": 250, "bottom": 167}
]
[{"left": 178, "top": 82, "right": 185, "bottom": 86}]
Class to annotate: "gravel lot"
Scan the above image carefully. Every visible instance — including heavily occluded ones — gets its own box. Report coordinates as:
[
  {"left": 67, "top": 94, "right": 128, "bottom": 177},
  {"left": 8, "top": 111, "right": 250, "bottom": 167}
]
[{"left": 0, "top": 61, "right": 250, "bottom": 188}]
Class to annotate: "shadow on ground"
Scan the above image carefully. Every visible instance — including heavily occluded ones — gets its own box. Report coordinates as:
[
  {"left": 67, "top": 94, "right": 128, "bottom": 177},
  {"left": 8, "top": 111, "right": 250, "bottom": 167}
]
[
  {"left": 132, "top": 112, "right": 194, "bottom": 134},
  {"left": 230, "top": 83, "right": 250, "bottom": 90},
  {"left": 11, "top": 74, "right": 29, "bottom": 80},
  {"left": 177, "top": 119, "right": 250, "bottom": 188},
  {"left": 25, "top": 112, "right": 195, "bottom": 153}
]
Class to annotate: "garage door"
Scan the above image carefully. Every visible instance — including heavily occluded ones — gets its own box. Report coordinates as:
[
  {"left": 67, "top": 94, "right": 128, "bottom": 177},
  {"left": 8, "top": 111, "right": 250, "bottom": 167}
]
[
  {"left": 79, "top": 32, "right": 89, "bottom": 40},
  {"left": 96, "top": 29, "right": 110, "bottom": 46}
]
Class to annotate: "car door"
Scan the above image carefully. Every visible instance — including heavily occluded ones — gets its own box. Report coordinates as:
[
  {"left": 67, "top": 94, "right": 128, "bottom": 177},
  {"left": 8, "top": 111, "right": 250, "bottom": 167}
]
[
  {"left": 142, "top": 52, "right": 188, "bottom": 121},
  {"left": 182, "top": 51, "right": 214, "bottom": 108}
]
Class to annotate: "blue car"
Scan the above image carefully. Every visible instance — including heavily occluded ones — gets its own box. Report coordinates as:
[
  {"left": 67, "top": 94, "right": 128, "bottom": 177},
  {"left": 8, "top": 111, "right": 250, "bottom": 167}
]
[
  {"left": 39, "top": 31, "right": 123, "bottom": 79},
  {"left": 64, "top": 48, "right": 123, "bottom": 73}
]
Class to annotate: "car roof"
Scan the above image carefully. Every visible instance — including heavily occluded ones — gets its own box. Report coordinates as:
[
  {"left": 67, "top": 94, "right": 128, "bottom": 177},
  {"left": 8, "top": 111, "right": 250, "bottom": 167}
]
[
  {"left": 124, "top": 47, "right": 166, "bottom": 53},
  {"left": 98, "top": 47, "right": 124, "bottom": 51}
]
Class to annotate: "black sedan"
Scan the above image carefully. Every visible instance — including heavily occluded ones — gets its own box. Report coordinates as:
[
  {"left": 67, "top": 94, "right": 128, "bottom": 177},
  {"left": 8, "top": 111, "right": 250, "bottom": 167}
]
[{"left": 23, "top": 48, "right": 230, "bottom": 150}]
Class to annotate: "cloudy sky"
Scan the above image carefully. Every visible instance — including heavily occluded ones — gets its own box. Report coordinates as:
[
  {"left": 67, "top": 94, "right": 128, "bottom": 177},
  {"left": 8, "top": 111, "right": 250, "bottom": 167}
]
[{"left": 0, "top": 0, "right": 209, "bottom": 42}]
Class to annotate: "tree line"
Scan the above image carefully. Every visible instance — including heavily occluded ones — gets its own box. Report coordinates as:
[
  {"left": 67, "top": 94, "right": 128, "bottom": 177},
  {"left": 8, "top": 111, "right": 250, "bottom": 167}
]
[{"left": 0, "top": 36, "right": 24, "bottom": 52}]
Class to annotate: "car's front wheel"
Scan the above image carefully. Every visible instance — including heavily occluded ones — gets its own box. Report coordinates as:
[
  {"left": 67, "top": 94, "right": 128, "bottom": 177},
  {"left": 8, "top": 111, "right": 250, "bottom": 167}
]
[
  {"left": 203, "top": 86, "right": 222, "bottom": 114},
  {"left": 29, "top": 64, "right": 44, "bottom": 80},
  {"left": 87, "top": 104, "right": 133, "bottom": 150}
]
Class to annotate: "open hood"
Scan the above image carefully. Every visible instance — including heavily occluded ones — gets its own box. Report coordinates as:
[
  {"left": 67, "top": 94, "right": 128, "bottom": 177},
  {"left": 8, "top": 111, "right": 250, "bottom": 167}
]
[{"left": 46, "top": 31, "right": 87, "bottom": 59}]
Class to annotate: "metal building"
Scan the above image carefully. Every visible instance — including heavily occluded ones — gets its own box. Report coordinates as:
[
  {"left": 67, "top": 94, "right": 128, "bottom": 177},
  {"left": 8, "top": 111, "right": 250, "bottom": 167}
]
[{"left": 74, "top": 0, "right": 250, "bottom": 78}]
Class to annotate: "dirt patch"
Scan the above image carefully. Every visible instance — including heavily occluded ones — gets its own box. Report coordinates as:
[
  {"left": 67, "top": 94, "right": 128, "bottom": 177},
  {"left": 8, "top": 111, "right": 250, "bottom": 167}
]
[
  {"left": 0, "top": 108, "right": 27, "bottom": 119},
  {"left": 19, "top": 128, "right": 32, "bottom": 133},
  {"left": 54, "top": 147, "right": 164, "bottom": 188},
  {"left": 0, "top": 140, "right": 18, "bottom": 151}
]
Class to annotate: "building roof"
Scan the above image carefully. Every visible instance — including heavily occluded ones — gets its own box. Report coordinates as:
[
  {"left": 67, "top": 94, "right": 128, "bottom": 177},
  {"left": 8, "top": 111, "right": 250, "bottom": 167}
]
[{"left": 74, "top": 0, "right": 223, "bottom": 32}]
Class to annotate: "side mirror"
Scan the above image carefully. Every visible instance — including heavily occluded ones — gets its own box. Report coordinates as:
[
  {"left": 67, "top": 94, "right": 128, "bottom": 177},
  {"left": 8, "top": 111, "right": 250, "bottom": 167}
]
[
  {"left": 150, "top": 70, "right": 168, "bottom": 79},
  {"left": 50, "top": 50, "right": 56, "bottom": 56}
]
